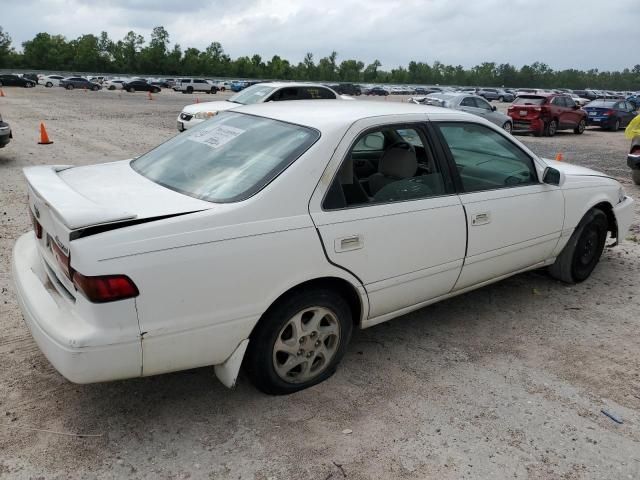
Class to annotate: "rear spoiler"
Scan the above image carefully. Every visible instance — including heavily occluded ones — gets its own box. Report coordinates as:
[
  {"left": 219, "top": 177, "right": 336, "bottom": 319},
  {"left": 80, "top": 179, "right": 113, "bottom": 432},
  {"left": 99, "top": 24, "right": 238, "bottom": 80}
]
[{"left": 24, "top": 165, "right": 136, "bottom": 230}]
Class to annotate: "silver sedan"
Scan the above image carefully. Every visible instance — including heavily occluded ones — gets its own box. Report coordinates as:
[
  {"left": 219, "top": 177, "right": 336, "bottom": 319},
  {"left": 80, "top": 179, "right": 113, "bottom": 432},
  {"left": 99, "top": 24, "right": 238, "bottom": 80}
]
[{"left": 409, "top": 93, "right": 513, "bottom": 133}]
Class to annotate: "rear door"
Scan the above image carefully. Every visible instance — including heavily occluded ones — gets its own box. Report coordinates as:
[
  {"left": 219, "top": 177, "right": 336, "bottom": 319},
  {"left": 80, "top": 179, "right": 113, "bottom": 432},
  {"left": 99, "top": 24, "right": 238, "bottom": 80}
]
[
  {"left": 309, "top": 116, "right": 466, "bottom": 322},
  {"left": 433, "top": 121, "right": 564, "bottom": 290}
]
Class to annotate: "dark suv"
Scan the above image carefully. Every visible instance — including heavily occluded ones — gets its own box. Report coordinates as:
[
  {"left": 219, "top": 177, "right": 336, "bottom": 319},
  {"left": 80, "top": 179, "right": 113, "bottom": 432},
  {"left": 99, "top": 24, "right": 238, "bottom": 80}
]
[
  {"left": 508, "top": 94, "right": 587, "bottom": 136},
  {"left": 327, "top": 83, "right": 361, "bottom": 96}
]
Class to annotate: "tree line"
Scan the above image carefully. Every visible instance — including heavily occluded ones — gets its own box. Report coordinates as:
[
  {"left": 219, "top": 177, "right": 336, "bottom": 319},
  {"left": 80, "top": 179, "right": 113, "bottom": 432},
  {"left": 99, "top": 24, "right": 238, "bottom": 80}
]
[{"left": 1, "top": 25, "right": 638, "bottom": 90}]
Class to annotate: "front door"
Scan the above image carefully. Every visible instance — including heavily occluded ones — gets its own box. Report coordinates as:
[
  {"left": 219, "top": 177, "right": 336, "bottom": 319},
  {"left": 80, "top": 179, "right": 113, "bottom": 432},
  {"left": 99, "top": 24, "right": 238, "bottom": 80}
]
[
  {"left": 433, "top": 121, "right": 564, "bottom": 290},
  {"left": 309, "top": 118, "right": 467, "bottom": 322}
]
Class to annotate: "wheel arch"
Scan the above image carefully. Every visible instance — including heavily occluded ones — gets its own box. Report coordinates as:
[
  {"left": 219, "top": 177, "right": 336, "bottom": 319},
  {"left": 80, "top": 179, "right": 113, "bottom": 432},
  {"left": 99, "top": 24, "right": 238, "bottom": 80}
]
[
  {"left": 250, "top": 276, "right": 366, "bottom": 340},
  {"left": 592, "top": 201, "right": 618, "bottom": 238}
]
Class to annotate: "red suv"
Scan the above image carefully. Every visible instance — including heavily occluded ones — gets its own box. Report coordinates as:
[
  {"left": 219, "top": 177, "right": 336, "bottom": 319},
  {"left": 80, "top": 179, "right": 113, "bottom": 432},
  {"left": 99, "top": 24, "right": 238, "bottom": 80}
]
[{"left": 508, "top": 94, "right": 587, "bottom": 137}]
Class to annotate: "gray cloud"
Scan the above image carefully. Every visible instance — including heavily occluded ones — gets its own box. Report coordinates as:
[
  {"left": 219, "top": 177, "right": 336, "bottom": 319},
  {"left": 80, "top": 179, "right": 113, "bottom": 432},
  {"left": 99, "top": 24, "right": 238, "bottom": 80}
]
[{"left": 1, "top": 0, "right": 637, "bottom": 70}]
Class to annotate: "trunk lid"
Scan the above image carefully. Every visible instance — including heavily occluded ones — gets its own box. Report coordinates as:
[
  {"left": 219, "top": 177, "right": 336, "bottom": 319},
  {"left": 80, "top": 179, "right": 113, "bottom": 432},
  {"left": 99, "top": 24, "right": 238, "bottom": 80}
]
[{"left": 25, "top": 160, "right": 213, "bottom": 247}]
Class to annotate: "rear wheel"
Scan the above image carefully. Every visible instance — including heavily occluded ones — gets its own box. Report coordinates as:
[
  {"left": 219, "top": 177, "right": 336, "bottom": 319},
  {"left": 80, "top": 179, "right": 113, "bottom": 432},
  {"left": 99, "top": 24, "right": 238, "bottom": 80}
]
[
  {"left": 574, "top": 118, "right": 586, "bottom": 134},
  {"left": 246, "top": 288, "right": 353, "bottom": 395},
  {"left": 45, "top": 82, "right": 53, "bottom": 88},
  {"left": 548, "top": 208, "right": 608, "bottom": 283},
  {"left": 128, "top": 87, "right": 135, "bottom": 93},
  {"left": 92, "top": 85, "right": 99, "bottom": 91},
  {"left": 502, "top": 121, "right": 512, "bottom": 134},
  {"left": 632, "top": 170, "right": 640, "bottom": 185},
  {"left": 187, "top": 86, "right": 194, "bottom": 94},
  {"left": 498, "top": 96, "right": 504, "bottom": 102},
  {"left": 610, "top": 118, "right": 620, "bottom": 131},
  {"left": 66, "top": 84, "right": 74, "bottom": 90},
  {"left": 153, "top": 87, "right": 160, "bottom": 93},
  {"left": 108, "top": 85, "right": 115, "bottom": 90},
  {"left": 210, "top": 87, "right": 217, "bottom": 94},
  {"left": 545, "top": 119, "right": 558, "bottom": 137}
]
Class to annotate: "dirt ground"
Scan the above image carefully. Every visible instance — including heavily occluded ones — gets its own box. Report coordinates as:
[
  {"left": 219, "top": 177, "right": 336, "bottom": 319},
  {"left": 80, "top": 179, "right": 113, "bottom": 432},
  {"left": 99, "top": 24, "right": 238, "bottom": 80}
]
[{"left": 1, "top": 87, "right": 639, "bottom": 480}]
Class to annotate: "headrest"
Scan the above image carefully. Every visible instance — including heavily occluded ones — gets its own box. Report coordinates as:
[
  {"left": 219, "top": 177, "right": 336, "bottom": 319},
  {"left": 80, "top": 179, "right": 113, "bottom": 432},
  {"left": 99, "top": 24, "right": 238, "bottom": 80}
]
[{"left": 379, "top": 147, "right": 417, "bottom": 179}]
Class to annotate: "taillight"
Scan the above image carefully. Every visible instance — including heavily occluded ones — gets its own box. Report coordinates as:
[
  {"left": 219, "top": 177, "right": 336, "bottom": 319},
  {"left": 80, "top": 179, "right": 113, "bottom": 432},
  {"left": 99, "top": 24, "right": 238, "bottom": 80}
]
[
  {"left": 50, "top": 238, "right": 72, "bottom": 279},
  {"left": 29, "top": 209, "right": 43, "bottom": 239},
  {"left": 605, "top": 109, "right": 614, "bottom": 116},
  {"left": 72, "top": 272, "right": 139, "bottom": 303}
]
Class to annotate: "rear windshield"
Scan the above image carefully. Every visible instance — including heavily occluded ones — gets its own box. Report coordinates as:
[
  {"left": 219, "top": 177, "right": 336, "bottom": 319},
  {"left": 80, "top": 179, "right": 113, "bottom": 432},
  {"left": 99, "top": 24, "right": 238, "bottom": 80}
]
[
  {"left": 586, "top": 100, "right": 615, "bottom": 107},
  {"left": 131, "top": 112, "right": 319, "bottom": 203},
  {"left": 513, "top": 96, "right": 545, "bottom": 105}
]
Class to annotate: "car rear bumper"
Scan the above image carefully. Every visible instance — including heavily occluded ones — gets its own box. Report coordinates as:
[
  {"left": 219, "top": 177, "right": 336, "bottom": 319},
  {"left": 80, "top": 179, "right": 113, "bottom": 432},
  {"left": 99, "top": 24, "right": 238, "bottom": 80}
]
[
  {"left": 0, "top": 127, "right": 11, "bottom": 147},
  {"left": 12, "top": 232, "right": 142, "bottom": 383},
  {"left": 586, "top": 116, "right": 614, "bottom": 127},
  {"left": 511, "top": 117, "right": 544, "bottom": 134}
]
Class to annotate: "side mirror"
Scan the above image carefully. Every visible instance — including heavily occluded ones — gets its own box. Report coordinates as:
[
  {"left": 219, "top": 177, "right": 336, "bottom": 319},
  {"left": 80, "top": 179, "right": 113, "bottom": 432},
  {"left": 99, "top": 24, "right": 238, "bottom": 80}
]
[
  {"left": 543, "top": 166, "right": 565, "bottom": 186},
  {"left": 491, "top": 105, "right": 497, "bottom": 111}
]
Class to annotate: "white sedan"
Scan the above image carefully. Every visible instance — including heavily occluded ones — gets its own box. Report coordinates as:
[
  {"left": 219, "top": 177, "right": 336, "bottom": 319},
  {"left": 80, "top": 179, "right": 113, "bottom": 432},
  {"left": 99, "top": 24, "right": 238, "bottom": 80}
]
[
  {"left": 13, "top": 101, "right": 634, "bottom": 394},
  {"left": 41, "top": 75, "right": 65, "bottom": 88},
  {"left": 176, "top": 82, "right": 348, "bottom": 131}
]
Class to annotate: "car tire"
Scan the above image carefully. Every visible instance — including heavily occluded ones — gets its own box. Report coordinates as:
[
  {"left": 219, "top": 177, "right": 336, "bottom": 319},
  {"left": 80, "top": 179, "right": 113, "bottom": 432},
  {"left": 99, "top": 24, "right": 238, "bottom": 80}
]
[
  {"left": 610, "top": 118, "right": 620, "bottom": 131},
  {"left": 498, "top": 96, "right": 504, "bottom": 102},
  {"left": 632, "top": 170, "right": 640, "bottom": 185},
  {"left": 210, "top": 87, "right": 217, "bottom": 94},
  {"left": 46, "top": 82, "right": 53, "bottom": 88},
  {"left": 245, "top": 288, "right": 353, "bottom": 395},
  {"left": 108, "top": 86, "right": 115, "bottom": 90},
  {"left": 548, "top": 208, "right": 608, "bottom": 284},
  {"left": 0, "top": 81, "right": 3, "bottom": 87},
  {"left": 128, "top": 87, "right": 135, "bottom": 93},
  {"left": 545, "top": 119, "right": 558, "bottom": 137},
  {"left": 66, "top": 84, "right": 74, "bottom": 90},
  {"left": 574, "top": 119, "right": 586, "bottom": 134},
  {"left": 187, "top": 87, "right": 194, "bottom": 94},
  {"left": 153, "top": 87, "right": 160, "bottom": 93},
  {"left": 502, "top": 121, "right": 512, "bottom": 134},
  {"left": 92, "top": 85, "right": 99, "bottom": 91}
]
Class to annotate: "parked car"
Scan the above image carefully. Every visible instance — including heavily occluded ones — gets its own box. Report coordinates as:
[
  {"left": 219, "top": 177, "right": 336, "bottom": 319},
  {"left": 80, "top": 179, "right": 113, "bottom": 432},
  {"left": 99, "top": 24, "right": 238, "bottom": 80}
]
[
  {"left": 327, "top": 83, "right": 362, "bottom": 96},
  {"left": 626, "top": 94, "right": 640, "bottom": 110},
  {"left": 583, "top": 100, "right": 637, "bottom": 131},
  {"left": 478, "top": 88, "right": 514, "bottom": 102},
  {"left": 177, "top": 82, "right": 342, "bottom": 131},
  {"left": 211, "top": 80, "right": 231, "bottom": 91},
  {"left": 122, "top": 80, "right": 161, "bottom": 93},
  {"left": 0, "top": 74, "right": 36, "bottom": 88},
  {"left": 412, "top": 93, "right": 513, "bottom": 132},
  {"left": 366, "top": 87, "right": 389, "bottom": 96},
  {"left": 175, "top": 78, "right": 218, "bottom": 94},
  {"left": 508, "top": 94, "right": 587, "bottom": 136},
  {"left": 42, "top": 75, "right": 65, "bottom": 88},
  {"left": 59, "top": 77, "right": 101, "bottom": 91},
  {"left": 150, "top": 80, "right": 170, "bottom": 89},
  {"left": 12, "top": 101, "right": 634, "bottom": 394},
  {"left": 0, "top": 113, "right": 11, "bottom": 148},
  {"left": 569, "top": 93, "right": 591, "bottom": 107},
  {"left": 104, "top": 79, "right": 126, "bottom": 90}
]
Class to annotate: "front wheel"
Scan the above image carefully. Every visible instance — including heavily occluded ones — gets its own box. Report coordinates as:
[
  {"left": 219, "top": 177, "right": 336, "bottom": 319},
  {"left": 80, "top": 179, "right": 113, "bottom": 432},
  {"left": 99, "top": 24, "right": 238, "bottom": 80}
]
[
  {"left": 128, "top": 87, "right": 135, "bottom": 93},
  {"left": 210, "top": 87, "right": 217, "bottom": 94},
  {"left": 502, "top": 121, "right": 512, "bottom": 134},
  {"left": 548, "top": 208, "right": 608, "bottom": 283},
  {"left": 632, "top": 170, "right": 640, "bottom": 185},
  {"left": 246, "top": 289, "right": 353, "bottom": 395},
  {"left": 46, "top": 82, "right": 53, "bottom": 88},
  {"left": 153, "top": 87, "right": 160, "bottom": 93},
  {"left": 498, "top": 96, "right": 504, "bottom": 102},
  {"left": 574, "top": 118, "right": 586, "bottom": 134},
  {"left": 66, "top": 84, "right": 74, "bottom": 90},
  {"left": 545, "top": 119, "right": 558, "bottom": 137},
  {"left": 186, "top": 87, "right": 194, "bottom": 94},
  {"left": 92, "top": 85, "right": 99, "bottom": 91}
]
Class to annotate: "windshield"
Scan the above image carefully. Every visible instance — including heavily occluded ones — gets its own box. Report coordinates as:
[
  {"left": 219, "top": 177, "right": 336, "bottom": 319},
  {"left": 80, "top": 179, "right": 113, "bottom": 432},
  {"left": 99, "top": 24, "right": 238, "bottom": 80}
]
[
  {"left": 513, "top": 96, "right": 545, "bottom": 105},
  {"left": 131, "top": 112, "right": 319, "bottom": 203},
  {"left": 228, "top": 85, "right": 277, "bottom": 105}
]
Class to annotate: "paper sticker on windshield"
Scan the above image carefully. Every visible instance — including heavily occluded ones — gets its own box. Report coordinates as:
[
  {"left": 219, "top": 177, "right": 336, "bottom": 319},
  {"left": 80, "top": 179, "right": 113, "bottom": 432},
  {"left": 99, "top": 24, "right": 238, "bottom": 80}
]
[{"left": 188, "top": 125, "right": 245, "bottom": 148}]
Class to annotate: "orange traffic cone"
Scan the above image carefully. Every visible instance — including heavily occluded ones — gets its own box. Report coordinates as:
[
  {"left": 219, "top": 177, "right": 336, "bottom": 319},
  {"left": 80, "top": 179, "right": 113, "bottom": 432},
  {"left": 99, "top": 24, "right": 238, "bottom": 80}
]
[
  {"left": 38, "top": 122, "right": 53, "bottom": 145},
  {"left": 147, "top": 91, "right": 153, "bottom": 101},
  {"left": 555, "top": 152, "right": 564, "bottom": 162},
  {"left": 0, "top": 88, "right": 5, "bottom": 97}
]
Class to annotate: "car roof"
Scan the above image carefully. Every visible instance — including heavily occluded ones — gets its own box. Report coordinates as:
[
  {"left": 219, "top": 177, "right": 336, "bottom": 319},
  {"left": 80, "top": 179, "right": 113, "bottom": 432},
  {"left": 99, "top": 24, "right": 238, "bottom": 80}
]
[
  {"left": 234, "top": 100, "right": 463, "bottom": 130},
  {"left": 253, "top": 82, "right": 336, "bottom": 89}
]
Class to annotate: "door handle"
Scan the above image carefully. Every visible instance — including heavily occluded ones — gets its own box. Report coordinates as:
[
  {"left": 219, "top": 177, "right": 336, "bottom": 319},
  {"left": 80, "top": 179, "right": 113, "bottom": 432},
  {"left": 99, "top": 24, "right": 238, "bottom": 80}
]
[
  {"left": 471, "top": 212, "right": 491, "bottom": 226},
  {"left": 335, "top": 235, "right": 363, "bottom": 252}
]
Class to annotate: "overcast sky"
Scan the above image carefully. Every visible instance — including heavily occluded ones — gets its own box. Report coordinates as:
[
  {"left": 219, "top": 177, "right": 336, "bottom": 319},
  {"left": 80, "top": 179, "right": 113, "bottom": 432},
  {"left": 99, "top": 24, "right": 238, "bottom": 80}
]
[{"left": 2, "top": 0, "right": 637, "bottom": 71}]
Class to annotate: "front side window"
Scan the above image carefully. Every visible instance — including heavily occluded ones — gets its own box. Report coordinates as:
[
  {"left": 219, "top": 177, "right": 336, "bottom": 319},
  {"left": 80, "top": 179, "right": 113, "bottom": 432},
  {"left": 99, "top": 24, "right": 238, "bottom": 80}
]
[
  {"left": 474, "top": 98, "right": 492, "bottom": 110},
  {"left": 132, "top": 112, "right": 319, "bottom": 203},
  {"left": 323, "top": 124, "right": 448, "bottom": 209},
  {"left": 436, "top": 122, "right": 538, "bottom": 193}
]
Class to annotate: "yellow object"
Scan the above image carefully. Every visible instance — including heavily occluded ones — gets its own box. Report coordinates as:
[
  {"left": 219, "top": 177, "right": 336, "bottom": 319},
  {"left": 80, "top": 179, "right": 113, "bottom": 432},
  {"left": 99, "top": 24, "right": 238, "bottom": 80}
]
[{"left": 625, "top": 114, "right": 640, "bottom": 139}]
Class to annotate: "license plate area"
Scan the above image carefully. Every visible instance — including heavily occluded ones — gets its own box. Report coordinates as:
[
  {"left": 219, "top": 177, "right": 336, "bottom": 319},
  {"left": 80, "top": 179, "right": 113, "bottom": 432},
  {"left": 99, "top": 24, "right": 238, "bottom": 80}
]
[{"left": 519, "top": 110, "right": 528, "bottom": 116}]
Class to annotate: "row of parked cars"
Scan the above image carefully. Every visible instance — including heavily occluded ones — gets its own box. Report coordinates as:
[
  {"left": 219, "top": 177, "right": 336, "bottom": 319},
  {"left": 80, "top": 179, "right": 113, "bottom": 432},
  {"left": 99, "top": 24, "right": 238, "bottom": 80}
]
[{"left": 409, "top": 90, "right": 639, "bottom": 137}]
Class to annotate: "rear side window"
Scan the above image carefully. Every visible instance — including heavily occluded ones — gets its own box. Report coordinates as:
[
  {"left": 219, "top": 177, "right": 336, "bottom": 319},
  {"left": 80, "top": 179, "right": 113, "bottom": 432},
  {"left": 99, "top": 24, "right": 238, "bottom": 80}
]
[
  {"left": 132, "top": 112, "right": 319, "bottom": 203},
  {"left": 301, "top": 87, "right": 336, "bottom": 99},
  {"left": 436, "top": 122, "right": 538, "bottom": 193}
]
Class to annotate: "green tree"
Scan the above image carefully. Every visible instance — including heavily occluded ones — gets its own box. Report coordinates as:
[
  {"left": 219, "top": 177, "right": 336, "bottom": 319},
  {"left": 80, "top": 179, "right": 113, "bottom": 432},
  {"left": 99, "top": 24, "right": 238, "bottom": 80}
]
[{"left": 0, "top": 26, "right": 14, "bottom": 68}]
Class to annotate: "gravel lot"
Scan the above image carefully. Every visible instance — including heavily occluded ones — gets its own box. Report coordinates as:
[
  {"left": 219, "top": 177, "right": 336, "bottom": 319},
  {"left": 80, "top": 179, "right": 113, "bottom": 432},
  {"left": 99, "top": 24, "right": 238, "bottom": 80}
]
[{"left": 1, "top": 87, "right": 639, "bottom": 480}]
